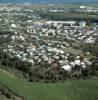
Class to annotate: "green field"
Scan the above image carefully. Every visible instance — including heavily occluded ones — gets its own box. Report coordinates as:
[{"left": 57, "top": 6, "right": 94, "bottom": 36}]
[{"left": 0, "top": 69, "right": 98, "bottom": 100}]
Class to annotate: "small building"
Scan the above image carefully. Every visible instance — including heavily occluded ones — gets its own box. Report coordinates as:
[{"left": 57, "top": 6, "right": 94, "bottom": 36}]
[
  {"left": 46, "top": 21, "right": 76, "bottom": 26},
  {"left": 79, "top": 21, "right": 86, "bottom": 27}
]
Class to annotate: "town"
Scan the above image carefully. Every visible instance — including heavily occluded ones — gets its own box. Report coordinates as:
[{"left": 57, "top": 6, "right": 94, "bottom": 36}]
[{"left": 0, "top": 4, "right": 98, "bottom": 82}]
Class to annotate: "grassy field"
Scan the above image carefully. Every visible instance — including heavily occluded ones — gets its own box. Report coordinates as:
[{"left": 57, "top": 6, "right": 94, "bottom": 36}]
[{"left": 0, "top": 68, "right": 98, "bottom": 100}]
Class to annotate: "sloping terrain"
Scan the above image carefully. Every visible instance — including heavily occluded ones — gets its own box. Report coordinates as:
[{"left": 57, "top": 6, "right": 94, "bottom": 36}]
[
  {"left": 0, "top": 68, "right": 98, "bottom": 100},
  {"left": 0, "top": 84, "right": 23, "bottom": 100}
]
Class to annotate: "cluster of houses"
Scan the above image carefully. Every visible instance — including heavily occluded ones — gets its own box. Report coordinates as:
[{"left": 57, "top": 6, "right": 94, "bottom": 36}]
[
  {"left": 1, "top": 19, "right": 97, "bottom": 73},
  {"left": 0, "top": 4, "right": 34, "bottom": 13},
  {"left": 79, "top": 6, "right": 98, "bottom": 13},
  {"left": 0, "top": 4, "right": 97, "bottom": 75},
  {"left": 32, "top": 21, "right": 97, "bottom": 44}
]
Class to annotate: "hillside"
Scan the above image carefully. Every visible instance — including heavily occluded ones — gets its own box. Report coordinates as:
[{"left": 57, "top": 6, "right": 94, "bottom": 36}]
[{"left": 0, "top": 68, "right": 98, "bottom": 100}]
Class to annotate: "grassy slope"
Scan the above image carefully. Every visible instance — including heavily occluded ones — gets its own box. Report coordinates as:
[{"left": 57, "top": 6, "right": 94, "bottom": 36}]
[{"left": 0, "top": 69, "right": 98, "bottom": 100}]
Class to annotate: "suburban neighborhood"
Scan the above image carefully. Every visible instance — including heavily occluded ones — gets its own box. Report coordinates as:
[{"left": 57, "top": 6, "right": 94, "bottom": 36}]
[{"left": 0, "top": 2, "right": 98, "bottom": 100}]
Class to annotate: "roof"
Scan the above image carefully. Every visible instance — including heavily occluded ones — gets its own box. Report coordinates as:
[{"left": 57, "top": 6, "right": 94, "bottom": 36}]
[{"left": 46, "top": 21, "right": 76, "bottom": 25}]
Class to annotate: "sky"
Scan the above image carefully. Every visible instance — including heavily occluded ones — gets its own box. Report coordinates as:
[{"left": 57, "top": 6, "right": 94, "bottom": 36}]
[{"left": 0, "top": 0, "right": 97, "bottom": 3}]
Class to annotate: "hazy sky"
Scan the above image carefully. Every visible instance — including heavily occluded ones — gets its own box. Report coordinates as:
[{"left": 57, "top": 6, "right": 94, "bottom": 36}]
[{"left": 0, "top": 0, "right": 97, "bottom": 3}]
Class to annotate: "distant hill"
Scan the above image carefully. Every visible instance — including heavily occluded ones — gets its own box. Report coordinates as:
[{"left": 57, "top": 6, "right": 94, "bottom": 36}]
[{"left": 0, "top": 0, "right": 97, "bottom": 3}]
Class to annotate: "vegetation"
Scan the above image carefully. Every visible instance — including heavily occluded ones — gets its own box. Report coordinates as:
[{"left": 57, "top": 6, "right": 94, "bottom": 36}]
[
  {"left": 0, "top": 69, "right": 98, "bottom": 100},
  {"left": 0, "top": 48, "right": 97, "bottom": 83},
  {"left": 0, "top": 84, "right": 23, "bottom": 100},
  {"left": 40, "top": 12, "right": 98, "bottom": 23}
]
